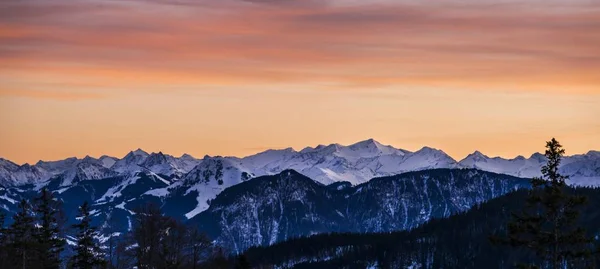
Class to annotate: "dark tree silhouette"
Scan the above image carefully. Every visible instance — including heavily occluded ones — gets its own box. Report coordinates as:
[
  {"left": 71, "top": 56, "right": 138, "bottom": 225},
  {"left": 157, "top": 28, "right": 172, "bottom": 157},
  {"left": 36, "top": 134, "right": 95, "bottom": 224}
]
[
  {"left": 7, "top": 199, "right": 38, "bottom": 269},
  {"left": 0, "top": 212, "right": 9, "bottom": 268},
  {"left": 494, "top": 138, "right": 594, "bottom": 268},
  {"left": 35, "top": 188, "right": 67, "bottom": 269},
  {"left": 234, "top": 254, "right": 252, "bottom": 269},
  {"left": 71, "top": 201, "right": 105, "bottom": 269},
  {"left": 187, "top": 227, "right": 212, "bottom": 269}
]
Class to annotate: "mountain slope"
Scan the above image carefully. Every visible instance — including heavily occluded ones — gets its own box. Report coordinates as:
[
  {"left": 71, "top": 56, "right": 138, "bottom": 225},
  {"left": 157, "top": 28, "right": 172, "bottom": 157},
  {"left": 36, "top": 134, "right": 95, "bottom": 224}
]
[
  {"left": 190, "top": 169, "right": 530, "bottom": 252},
  {"left": 145, "top": 157, "right": 254, "bottom": 219},
  {"left": 242, "top": 187, "right": 600, "bottom": 269}
]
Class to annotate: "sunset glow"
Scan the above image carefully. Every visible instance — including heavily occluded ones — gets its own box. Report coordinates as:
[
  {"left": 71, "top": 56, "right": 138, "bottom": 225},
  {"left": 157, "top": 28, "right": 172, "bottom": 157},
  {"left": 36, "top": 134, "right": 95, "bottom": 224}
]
[{"left": 1, "top": 0, "right": 599, "bottom": 164}]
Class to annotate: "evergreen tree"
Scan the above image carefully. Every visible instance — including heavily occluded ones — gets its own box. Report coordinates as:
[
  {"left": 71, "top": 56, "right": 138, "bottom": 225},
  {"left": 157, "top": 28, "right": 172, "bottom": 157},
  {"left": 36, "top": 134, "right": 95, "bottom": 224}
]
[
  {"left": 203, "top": 247, "right": 230, "bottom": 269},
  {"left": 71, "top": 201, "right": 105, "bottom": 269},
  {"left": 0, "top": 212, "right": 9, "bottom": 268},
  {"left": 7, "top": 199, "right": 38, "bottom": 269},
  {"left": 132, "top": 203, "right": 165, "bottom": 268},
  {"left": 187, "top": 227, "right": 212, "bottom": 269},
  {"left": 494, "top": 138, "right": 594, "bottom": 268},
  {"left": 234, "top": 254, "right": 252, "bottom": 269},
  {"left": 35, "top": 188, "right": 67, "bottom": 269}
]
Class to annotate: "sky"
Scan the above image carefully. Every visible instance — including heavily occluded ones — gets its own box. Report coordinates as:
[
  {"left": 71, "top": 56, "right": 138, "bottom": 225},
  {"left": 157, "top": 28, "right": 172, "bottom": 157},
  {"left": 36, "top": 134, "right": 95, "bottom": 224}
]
[{"left": 0, "top": 0, "right": 599, "bottom": 164}]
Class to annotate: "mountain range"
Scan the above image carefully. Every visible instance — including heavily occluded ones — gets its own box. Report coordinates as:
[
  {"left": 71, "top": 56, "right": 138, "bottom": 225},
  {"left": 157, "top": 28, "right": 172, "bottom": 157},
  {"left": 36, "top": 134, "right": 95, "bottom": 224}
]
[
  {"left": 1, "top": 139, "right": 598, "bottom": 189},
  {"left": 0, "top": 139, "right": 598, "bottom": 253},
  {"left": 190, "top": 169, "right": 530, "bottom": 252},
  {"left": 241, "top": 187, "right": 600, "bottom": 268},
  {"left": 0, "top": 168, "right": 530, "bottom": 254}
]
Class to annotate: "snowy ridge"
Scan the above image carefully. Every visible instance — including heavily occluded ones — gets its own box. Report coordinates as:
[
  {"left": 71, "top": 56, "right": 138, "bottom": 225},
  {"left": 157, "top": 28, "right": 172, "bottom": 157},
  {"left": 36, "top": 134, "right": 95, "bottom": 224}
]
[
  {"left": 156, "top": 157, "right": 254, "bottom": 219},
  {"left": 458, "top": 150, "right": 600, "bottom": 186},
  {"left": 239, "top": 139, "right": 458, "bottom": 185},
  {"left": 54, "top": 161, "right": 119, "bottom": 187},
  {"left": 0, "top": 139, "right": 599, "bottom": 188}
]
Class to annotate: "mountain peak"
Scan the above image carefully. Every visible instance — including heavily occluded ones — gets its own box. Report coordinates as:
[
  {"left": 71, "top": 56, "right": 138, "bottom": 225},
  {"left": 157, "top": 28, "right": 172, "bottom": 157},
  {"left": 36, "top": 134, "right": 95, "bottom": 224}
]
[
  {"left": 587, "top": 150, "right": 600, "bottom": 157},
  {"left": 133, "top": 148, "right": 149, "bottom": 156},
  {"left": 469, "top": 150, "right": 488, "bottom": 159},
  {"left": 145, "top": 152, "right": 168, "bottom": 162},
  {"left": 530, "top": 152, "right": 546, "bottom": 161},
  {"left": 124, "top": 149, "right": 149, "bottom": 159},
  {"left": 415, "top": 146, "right": 442, "bottom": 154},
  {"left": 151, "top": 151, "right": 166, "bottom": 157},
  {"left": 82, "top": 155, "right": 96, "bottom": 162},
  {"left": 314, "top": 144, "right": 327, "bottom": 150},
  {"left": 181, "top": 153, "right": 195, "bottom": 159},
  {"left": 0, "top": 157, "right": 18, "bottom": 166},
  {"left": 349, "top": 138, "right": 380, "bottom": 148}
]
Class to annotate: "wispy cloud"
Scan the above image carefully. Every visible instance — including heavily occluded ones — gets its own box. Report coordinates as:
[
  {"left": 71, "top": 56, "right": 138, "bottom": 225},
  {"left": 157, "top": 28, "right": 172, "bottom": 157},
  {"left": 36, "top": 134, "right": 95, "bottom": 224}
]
[
  {"left": 1, "top": 0, "right": 599, "bottom": 99},
  {"left": 0, "top": 88, "right": 107, "bottom": 101}
]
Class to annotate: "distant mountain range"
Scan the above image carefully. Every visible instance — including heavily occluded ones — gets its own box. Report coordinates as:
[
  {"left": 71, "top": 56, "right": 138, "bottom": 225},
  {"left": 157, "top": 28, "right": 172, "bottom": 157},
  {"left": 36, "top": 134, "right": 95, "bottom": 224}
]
[{"left": 1, "top": 139, "right": 598, "bottom": 188}]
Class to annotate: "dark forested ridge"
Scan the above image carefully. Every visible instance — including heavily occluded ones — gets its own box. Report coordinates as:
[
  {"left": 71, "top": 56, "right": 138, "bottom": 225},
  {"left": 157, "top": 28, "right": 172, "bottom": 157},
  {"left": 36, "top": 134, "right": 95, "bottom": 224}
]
[
  {"left": 190, "top": 169, "right": 530, "bottom": 252},
  {"left": 241, "top": 187, "right": 600, "bottom": 269}
]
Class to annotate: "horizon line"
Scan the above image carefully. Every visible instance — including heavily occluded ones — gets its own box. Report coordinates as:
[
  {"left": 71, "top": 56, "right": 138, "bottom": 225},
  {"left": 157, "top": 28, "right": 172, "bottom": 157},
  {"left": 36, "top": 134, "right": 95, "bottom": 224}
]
[{"left": 2, "top": 138, "right": 598, "bottom": 166}]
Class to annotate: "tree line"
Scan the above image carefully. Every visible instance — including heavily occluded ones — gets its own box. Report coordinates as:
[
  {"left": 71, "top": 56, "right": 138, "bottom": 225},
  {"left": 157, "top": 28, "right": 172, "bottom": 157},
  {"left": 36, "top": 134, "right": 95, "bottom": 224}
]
[{"left": 0, "top": 189, "right": 252, "bottom": 269}]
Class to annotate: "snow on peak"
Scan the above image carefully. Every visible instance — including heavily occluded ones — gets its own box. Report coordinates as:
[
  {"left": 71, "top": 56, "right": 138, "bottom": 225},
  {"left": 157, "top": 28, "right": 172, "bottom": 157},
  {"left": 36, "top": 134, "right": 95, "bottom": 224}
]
[
  {"left": 1, "top": 141, "right": 598, "bottom": 189},
  {"left": 111, "top": 150, "right": 149, "bottom": 174},
  {"left": 99, "top": 156, "right": 117, "bottom": 168},
  {"left": 458, "top": 150, "right": 600, "bottom": 185},
  {"left": 530, "top": 152, "right": 546, "bottom": 162},
  {"left": 142, "top": 152, "right": 168, "bottom": 166},
  {"left": 180, "top": 153, "right": 196, "bottom": 160},
  {"left": 395, "top": 147, "right": 457, "bottom": 172},
  {"left": 0, "top": 158, "right": 19, "bottom": 171},
  {"left": 414, "top": 146, "right": 442, "bottom": 155},
  {"left": 10, "top": 163, "right": 50, "bottom": 186},
  {"left": 164, "top": 157, "right": 255, "bottom": 219},
  {"left": 241, "top": 147, "right": 297, "bottom": 169},
  {"left": 238, "top": 140, "right": 455, "bottom": 185},
  {"left": 137, "top": 152, "right": 198, "bottom": 178},
  {"left": 55, "top": 161, "right": 118, "bottom": 187},
  {"left": 347, "top": 139, "right": 406, "bottom": 158},
  {"left": 35, "top": 157, "right": 79, "bottom": 175},
  {"left": 130, "top": 149, "right": 149, "bottom": 157}
]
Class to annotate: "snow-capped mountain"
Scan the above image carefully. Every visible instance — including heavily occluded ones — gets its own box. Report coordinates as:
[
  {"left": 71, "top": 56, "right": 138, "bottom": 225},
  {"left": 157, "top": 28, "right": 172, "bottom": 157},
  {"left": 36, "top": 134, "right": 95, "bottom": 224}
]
[
  {"left": 50, "top": 160, "right": 119, "bottom": 187},
  {"left": 111, "top": 149, "right": 150, "bottom": 174},
  {"left": 109, "top": 150, "right": 200, "bottom": 178},
  {"left": 138, "top": 152, "right": 200, "bottom": 179},
  {"left": 146, "top": 156, "right": 254, "bottom": 219},
  {"left": 36, "top": 157, "right": 80, "bottom": 175},
  {"left": 174, "top": 153, "right": 203, "bottom": 172},
  {"left": 9, "top": 164, "right": 50, "bottom": 186},
  {"left": 0, "top": 139, "right": 597, "bottom": 256},
  {"left": 459, "top": 150, "right": 600, "bottom": 186},
  {"left": 98, "top": 155, "right": 118, "bottom": 169},
  {"left": 0, "top": 139, "right": 598, "bottom": 188},
  {"left": 240, "top": 139, "right": 456, "bottom": 185},
  {"left": 0, "top": 158, "right": 20, "bottom": 186}
]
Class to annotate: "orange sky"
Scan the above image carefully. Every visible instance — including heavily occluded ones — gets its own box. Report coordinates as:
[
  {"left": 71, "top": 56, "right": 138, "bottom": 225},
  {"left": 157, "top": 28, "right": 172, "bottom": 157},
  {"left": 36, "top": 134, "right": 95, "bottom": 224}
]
[{"left": 0, "top": 0, "right": 599, "bottom": 164}]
